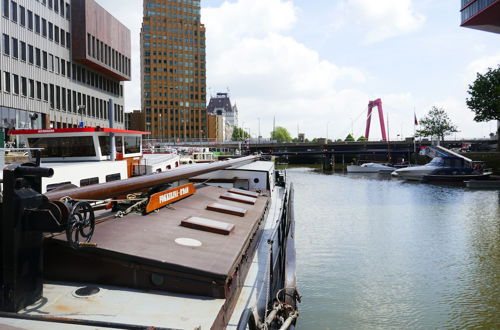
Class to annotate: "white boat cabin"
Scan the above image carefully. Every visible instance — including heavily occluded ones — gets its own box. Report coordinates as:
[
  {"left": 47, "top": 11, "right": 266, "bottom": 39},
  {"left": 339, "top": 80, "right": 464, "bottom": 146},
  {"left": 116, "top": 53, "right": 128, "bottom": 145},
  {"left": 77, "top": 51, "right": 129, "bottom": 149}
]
[
  {"left": 9, "top": 128, "right": 179, "bottom": 192},
  {"left": 10, "top": 127, "right": 145, "bottom": 162}
]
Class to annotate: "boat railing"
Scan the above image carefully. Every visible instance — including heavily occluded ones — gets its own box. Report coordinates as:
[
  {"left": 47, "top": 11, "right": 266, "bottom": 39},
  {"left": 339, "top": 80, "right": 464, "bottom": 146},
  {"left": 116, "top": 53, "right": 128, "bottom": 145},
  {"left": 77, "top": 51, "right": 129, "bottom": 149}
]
[{"left": 241, "top": 182, "right": 298, "bottom": 329}]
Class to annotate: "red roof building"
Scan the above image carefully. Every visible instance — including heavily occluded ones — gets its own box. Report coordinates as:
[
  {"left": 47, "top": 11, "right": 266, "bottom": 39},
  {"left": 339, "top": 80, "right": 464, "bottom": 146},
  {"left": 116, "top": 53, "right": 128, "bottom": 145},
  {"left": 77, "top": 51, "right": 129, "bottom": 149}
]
[{"left": 460, "top": 0, "right": 500, "bottom": 34}]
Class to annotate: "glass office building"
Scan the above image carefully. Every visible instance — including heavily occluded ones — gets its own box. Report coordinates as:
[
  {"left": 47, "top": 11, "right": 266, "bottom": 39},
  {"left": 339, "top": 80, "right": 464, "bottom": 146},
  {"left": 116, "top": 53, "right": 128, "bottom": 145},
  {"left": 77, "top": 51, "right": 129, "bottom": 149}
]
[
  {"left": 0, "top": 0, "right": 130, "bottom": 133},
  {"left": 141, "top": 0, "right": 207, "bottom": 140}
]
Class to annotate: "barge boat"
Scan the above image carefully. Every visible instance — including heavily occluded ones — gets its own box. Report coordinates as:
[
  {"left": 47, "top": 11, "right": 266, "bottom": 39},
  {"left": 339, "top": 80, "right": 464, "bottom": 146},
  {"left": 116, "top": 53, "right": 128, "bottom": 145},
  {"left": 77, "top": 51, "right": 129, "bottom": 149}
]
[{"left": 0, "top": 154, "right": 299, "bottom": 329}]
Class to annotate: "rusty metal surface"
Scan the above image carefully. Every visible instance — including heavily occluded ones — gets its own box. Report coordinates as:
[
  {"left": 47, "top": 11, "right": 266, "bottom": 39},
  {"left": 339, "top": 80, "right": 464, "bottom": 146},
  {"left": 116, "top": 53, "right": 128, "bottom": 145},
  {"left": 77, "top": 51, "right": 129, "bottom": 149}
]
[
  {"left": 3, "top": 282, "right": 225, "bottom": 329},
  {"left": 44, "top": 156, "right": 258, "bottom": 201},
  {"left": 44, "top": 185, "right": 269, "bottom": 299}
]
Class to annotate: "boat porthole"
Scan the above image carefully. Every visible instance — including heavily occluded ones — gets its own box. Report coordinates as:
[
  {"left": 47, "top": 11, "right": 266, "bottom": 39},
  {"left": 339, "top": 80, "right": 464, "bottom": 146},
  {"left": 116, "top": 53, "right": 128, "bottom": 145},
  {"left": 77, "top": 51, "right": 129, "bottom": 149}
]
[
  {"left": 253, "top": 178, "right": 259, "bottom": 183},
  {"left": 175, "top": 237, "right": 202, "bottom": 247},
  {"left": 73, "top": 286, "right": 100, "bottom": 297},
  {"left": 151, "top": 273, "right": 165, "bottom": 286}
]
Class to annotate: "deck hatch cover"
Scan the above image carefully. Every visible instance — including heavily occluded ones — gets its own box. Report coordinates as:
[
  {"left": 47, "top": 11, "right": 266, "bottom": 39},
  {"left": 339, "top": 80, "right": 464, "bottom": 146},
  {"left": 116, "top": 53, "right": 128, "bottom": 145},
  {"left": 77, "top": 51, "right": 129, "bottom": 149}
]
[
  {"left": 220, "top": 193, "right": 257, "bottom": 205},
  {"left": 181, "top": 217, "right": 235, "bottom": 235},
  {"left": 206, "top": 203, "right": 247, "bottom": 217},
  {"left": 228, "top": 188, "right": 259, "bottom": 198}
]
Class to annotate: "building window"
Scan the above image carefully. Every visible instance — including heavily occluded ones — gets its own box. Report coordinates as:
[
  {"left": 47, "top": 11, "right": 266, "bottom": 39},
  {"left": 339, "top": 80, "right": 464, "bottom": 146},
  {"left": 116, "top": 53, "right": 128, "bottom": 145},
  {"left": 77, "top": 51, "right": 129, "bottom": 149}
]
[
  {"left": 65, "top": 3, "right": 70, "bottom": 20},
  {"left": 29, "top": 79, "right": 34, "bottom": 98},
  {"left": 27, "top": 10, "right": 32, "bottom": 29},
  {"left": 42, "top": 51, "right": 47, "bottom": 69},
  {"left": 49, "top": 83, "right": 54, "bottom": 108},
  {"left": 4, "top": 72, "right": 10, "bottom": 93},
  {"left": 56, "top": 86, "right": 60, "bottom": 109},
  {"left": 54, "top": 26, "right": 59, "bottom": 43},
  {"left": 20, "top": 41, "right": 25, "bottom": 61},
  {"left": 36, "top": 81, "right": 41, "bottom": 99},
  {"left": 61, "top": 87, "right": 66, "bottom": 110},
  {"left": 21, "top": 76, "right": 27, "bottom": 96},
  {"left": 2, "top": 0, "right": 8, "bottom": 17},
  {"left": 61, "top": 59, "right": 65, "bottom": 75},
  {"left": 2, "top": 34, "right": 9, "bottom": 55},
  {"left": 60, "top": 29, "right": 65, "bottom": 47},
  {"left": 66, "top": 32, "right": 70, "bottom": 49},
  {"left": 48, "top": 22, "right": 53, "bottom": 40},
  {"left": 11, "top": 37, "right": 17, "bottom": 58},
  {"left": 10, "top": 0, "right": 16, "bottom": 22},
  {"left": 42, "top": 18, "right": 47, "bottom": 37},
  {"left": 34, "top": 14, "right": 40, "bottom": 34},
  {"left": 43, "top": 83, "right": 48, "bottom": 101},
  {"left": 59, "top": 0, "right": 64, "bottom": 16},
  {"left": 19, "top": 5, "right": 24, "bottom": 26},
  {"left": 35, "top": 48, "right": 40, "bottom": 66},
  {"left": 49, "top": 54, "right": 53, "bottom": 71},
  {"left": 12, "top": 74, "right": 19, "bottom": 94},
  {"left": 28, "top": 44, "right": 33, "bottom": 64}
]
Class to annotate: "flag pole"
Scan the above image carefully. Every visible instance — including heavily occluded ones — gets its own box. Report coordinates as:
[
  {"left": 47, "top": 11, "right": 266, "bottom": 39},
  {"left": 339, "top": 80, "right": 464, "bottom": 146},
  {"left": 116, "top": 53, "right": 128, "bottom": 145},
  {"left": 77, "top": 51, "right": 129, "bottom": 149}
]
[{"left": 413, "top": 107, "right": 417, "bottom": 164}]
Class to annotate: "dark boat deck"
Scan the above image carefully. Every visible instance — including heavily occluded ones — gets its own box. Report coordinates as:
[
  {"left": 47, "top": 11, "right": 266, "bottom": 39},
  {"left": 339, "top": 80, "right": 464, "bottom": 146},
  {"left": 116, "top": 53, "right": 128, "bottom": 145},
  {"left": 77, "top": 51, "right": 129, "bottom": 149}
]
[{"left": 44, "top": 185, "right": 270, "bottom": 299}]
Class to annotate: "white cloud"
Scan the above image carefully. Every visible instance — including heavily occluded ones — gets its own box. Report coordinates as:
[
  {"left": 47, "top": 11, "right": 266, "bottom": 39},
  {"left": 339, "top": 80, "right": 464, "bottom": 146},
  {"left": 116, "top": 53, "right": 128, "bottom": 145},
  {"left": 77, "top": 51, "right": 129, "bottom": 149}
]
[
  {"left": 333, "top": 0, "right": 425, "bottom": 43},
  {"left": 463, "top": 52, "right": 500, "bottom": 84},
  {"left": 203, "top": 0, "right": 377, "bottom": 140}
]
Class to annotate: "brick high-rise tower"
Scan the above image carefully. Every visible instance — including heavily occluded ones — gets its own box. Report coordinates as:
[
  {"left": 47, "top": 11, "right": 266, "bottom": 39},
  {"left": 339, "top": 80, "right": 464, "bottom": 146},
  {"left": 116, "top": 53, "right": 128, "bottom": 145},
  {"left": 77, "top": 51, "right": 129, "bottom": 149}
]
[{"left": 141, "top": 0, "right": 207, "bottom": 141}]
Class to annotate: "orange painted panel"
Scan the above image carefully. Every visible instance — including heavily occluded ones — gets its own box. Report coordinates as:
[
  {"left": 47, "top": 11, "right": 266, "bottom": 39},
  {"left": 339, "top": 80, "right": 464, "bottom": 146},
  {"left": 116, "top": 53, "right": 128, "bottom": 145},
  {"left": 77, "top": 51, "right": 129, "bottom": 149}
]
[{"left": 145, "top": 183, "right": 196, "bottom": 214}]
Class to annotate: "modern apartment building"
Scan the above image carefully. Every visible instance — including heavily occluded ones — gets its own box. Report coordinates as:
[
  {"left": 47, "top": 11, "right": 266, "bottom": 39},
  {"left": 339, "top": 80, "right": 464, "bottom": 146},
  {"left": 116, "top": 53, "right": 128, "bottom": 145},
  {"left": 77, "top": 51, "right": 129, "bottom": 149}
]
[
  {"left": 141, "top": 0, "right": 207, "bottom": 141},
  {"left": 0, "top": 0, "right": 130, "bottom": 132},
  {"left": 460, "top": 0, "right": 500, "bottom": 33}
]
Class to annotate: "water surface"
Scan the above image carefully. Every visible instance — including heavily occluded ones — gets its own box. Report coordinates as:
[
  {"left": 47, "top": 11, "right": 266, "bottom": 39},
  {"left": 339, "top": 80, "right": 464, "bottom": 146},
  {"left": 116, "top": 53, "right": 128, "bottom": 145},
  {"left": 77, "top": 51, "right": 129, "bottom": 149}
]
[{"left": 289, "top": 167, "right": 499, "bottom": 329}]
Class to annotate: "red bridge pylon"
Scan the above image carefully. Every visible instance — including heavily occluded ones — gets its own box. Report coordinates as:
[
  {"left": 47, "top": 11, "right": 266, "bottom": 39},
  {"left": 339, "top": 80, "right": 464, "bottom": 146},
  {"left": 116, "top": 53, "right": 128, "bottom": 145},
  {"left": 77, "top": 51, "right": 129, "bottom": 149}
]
[{"left": 365, "top": 98, "right": 387, "bottom": 141}]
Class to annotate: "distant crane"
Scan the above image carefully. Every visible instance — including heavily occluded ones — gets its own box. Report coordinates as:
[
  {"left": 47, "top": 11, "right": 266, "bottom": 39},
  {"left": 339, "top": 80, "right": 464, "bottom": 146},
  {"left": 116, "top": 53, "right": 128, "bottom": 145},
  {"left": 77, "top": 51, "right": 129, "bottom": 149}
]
[{"left": 365, "top": 98, "right": 387, "bottom": 141}]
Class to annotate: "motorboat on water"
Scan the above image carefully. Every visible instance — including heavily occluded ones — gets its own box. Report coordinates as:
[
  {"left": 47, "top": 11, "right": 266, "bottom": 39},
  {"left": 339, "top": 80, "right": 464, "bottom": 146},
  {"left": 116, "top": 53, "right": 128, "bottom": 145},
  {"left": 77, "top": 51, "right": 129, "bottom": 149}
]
[
  {"left": 392, "top": 156, "right": 449, "bottom": 181},
  {"left": 421, "top": 167, "right": 491, "bottom": 184},
  {"left": 7, "top": 128, "right": 181, "bottom": 192},
  {"left": 347, "top": 163, "right": 396, "bottom": 173},
  {"left": 0, "top": 155, "right": 299, "bottom": 329},
  {"left": 392, "top": 145, "right": 480, "bottom": 182}
]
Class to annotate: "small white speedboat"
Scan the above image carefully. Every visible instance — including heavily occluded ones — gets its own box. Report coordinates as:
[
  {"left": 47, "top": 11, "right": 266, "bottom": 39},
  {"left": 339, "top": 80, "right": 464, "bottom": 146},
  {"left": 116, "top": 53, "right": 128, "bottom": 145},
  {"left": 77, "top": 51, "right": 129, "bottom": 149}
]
[{"left": 347, "top": 163, "right": 396, "bottom": 173}]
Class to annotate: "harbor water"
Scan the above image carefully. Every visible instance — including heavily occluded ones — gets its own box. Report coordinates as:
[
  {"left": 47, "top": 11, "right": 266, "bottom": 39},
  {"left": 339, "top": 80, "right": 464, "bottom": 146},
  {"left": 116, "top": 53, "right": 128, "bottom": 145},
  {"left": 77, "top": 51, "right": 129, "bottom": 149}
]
[{"left": 289, "top": 167, "right": 500, "bottom": 329}]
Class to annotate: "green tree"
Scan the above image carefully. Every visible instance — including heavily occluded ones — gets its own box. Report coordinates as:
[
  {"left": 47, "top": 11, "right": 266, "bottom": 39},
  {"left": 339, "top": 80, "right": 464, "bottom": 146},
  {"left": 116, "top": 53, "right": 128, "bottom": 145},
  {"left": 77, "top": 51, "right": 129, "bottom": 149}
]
[
  {"left": 231, "top": 127, "right": 249, "bottom": 141},
  {"left": 416, "top": 106, "right": 458, "bottom": 141},
  {"left": 270, "top": 126, "right": 292, "bottom": 143},
  {"left": 466, "top": 66, "right": 500, "bottom": 126},
  {"left": 357, "top": 136, "right": 367, "bottom": 141},
  {"left": 345, "top": 134, "right": 355, "bottom": 142}
]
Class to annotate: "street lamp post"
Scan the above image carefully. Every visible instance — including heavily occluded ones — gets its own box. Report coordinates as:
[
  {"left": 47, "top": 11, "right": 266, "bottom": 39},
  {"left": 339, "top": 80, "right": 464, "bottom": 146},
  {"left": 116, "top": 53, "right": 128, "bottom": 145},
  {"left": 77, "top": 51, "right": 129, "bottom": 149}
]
[
  {"left": 326, "top": 121, "right": 330, "bottom": 143},
  {"left": 258, "top": 117, "right": 261, "bottom": 144}
]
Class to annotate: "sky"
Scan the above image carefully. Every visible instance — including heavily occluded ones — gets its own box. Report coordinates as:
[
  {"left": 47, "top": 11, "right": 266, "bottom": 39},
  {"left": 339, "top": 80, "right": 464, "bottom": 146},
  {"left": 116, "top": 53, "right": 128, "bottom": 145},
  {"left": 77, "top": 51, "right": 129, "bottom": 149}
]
[{"left": 99, "top": 0, "right": 500, "bottom": 141}]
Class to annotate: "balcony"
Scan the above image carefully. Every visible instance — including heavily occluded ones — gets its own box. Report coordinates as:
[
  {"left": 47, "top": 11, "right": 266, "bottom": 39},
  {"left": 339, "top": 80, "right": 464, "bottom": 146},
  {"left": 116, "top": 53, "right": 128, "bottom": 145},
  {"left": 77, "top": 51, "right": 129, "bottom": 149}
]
[{"left": 461, "top": 0, "right": 500, "bottom": 34}]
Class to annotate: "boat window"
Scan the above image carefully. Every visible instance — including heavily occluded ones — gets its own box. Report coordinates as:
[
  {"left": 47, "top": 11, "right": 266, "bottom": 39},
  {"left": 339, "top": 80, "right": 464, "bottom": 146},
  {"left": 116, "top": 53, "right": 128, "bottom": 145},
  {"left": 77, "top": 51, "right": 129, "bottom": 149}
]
[
  {"left": 207, "top": 203, "right": 247, "bottom": 217},
  {"left": 220, "top": 192, "right": 257, "bottom": 205},
  {"left": 426, "top": 157, "right": 444, "bottom": 166},
  {"left": 98, "top": 136, "right": 110, "bottom": 156},
  {"left": 181, "top": 216, "right": 235, "bottom": 235},
  {"left": 80, "top": 177, "right": 99, "bottom": 187},
  {"left": 115, "top": 136, "right": 123, "bottom": 153},
  {"left": 28, "top": 136, "right": 96, "bottom": 157},
  {"left": 124, "top": 136, "right": 140, "bottom": 154},
  {"left": 444, "top": 158, "right": 464, "bottom": 167},
  {"left": 105, "top": 173, "right": 121, "bottom": 182}
]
